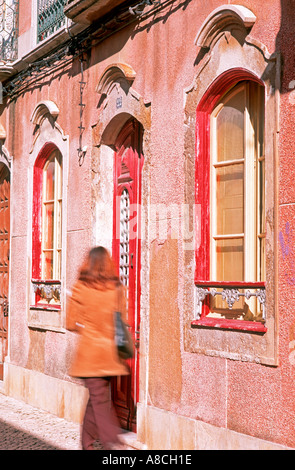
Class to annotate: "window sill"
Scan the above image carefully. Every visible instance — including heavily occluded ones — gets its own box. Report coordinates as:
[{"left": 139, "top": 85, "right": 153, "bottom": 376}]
[
  {"left": 30, "top": 304, "right": 61, "bottom": 312},
  {"left": 28, "top": 304, "right": 64, "bottom": 332},
  {"left": 30, "top": 280, "right": 62, "bottom": 330},
  {"left": 191, "top": 317, "right": 267, "bottom": 333}
]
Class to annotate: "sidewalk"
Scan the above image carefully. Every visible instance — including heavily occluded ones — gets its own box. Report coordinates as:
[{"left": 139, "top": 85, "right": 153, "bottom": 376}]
[
  {"left": 0, "top": 391, "right": 81, "bottom": 450},
  {"left": 0, "top": 390, "right": 143, "bottom": 450}
]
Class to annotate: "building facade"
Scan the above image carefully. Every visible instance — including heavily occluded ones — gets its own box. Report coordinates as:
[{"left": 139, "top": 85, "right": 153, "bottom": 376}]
[{"left": 0, "top": 0, "right": 294, "bottom": 450}]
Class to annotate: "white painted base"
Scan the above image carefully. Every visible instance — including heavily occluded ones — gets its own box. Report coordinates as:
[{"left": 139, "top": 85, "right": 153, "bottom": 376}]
[{"left": 3, "top": 362, "right": 88, "bottom": 424}]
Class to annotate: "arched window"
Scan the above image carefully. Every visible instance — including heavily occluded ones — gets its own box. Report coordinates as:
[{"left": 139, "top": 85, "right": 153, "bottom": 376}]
[
  {"left": 211, "top": 81, "right": 265, "bottom": 285},
  {"left": 32, "top": 145, "right": 62, "bottom": 306},
  {"left": 194, "top": 71, "right": 266, "bottom": 332},
  {"left": 41, "top": 150, "right": 62, "bottom": 280}
]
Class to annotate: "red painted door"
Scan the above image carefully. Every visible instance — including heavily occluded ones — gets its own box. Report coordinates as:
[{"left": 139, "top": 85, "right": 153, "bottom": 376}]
[
  {"left": 112, "top": 119, "right": 143, "bottom": 431},
  {"left": 0, "top": 166, "right": 10, "bottom": 381}
]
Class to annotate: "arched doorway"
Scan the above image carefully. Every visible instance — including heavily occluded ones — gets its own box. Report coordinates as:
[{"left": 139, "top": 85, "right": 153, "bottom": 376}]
[
  {"left": 94, "top": 63, "right": 150, "bottom": 431},
  {"left": 0, "top": 163, "right": 10, "bottom": 380},
  {"left": 112, "top": 118, "right": 143, "bottom": 431}
]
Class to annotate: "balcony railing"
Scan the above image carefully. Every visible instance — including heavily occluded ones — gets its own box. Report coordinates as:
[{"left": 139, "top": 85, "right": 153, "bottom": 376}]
[
  {"left": 0, "top": 0, "right": 19, "bottom": 63},
  {"left": 192, "top": 281, "right": 267, "bottom": 332},
  {"left": 32, "top": 279, "right": 61, "bottom": 306},
  {"left": 37, "top": 0, "right": 67, "bottom": 43}
]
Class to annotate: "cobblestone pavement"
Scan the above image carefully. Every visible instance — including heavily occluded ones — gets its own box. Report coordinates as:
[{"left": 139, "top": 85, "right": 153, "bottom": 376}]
[{"left": 0, "top": 392, "right": 82, "bottom": 450}]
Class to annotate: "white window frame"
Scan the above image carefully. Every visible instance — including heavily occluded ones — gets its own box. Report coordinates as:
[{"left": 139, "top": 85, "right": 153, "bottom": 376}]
[
  {"left": 210, "top": 82, "right": 265, "bottom": 285},
  {"left": 41, "top": 151, "right": 62, "bottom": 281}
]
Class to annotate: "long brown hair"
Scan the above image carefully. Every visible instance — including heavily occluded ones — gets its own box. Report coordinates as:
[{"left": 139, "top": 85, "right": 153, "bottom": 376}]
[{"left": 78, "top": 246, "right": 119, "bottom": 288}]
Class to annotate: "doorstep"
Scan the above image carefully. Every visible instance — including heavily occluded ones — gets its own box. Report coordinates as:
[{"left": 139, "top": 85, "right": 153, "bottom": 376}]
[
  {"left": 0, "top": 380, "right": 5, "bottom": 395},
  {"left": 119, "top": 432, "right": 147, "bottom": 450}
]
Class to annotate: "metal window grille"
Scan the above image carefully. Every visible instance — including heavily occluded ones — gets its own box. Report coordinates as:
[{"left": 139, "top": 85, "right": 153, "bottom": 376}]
[
  {"left": 195, "top": 283, "right": 266, "bottom": 322},
  {"left": 37, "top": 0, "right": 67, "bottom": 43},
  {"left": 119, "top": 189, "right": 130, "bottom": 291},
  {"left": 0, "top": 0, "right": 19, "bottom": 62}
]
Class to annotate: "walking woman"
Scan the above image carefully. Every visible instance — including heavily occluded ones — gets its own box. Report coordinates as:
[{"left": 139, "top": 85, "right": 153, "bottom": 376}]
[{"left": 66, "top": 246, "right": 129, "bottom": 450}]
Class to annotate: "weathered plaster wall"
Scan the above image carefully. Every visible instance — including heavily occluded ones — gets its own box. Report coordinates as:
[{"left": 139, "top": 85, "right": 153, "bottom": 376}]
[
  {"left": 18, "top": 0, "right": 32, "bottom": 36},
  {"left": 1, "top": 0, "right": 295, "bottom": 449},
  {"left": 106, "top": 0, "right": 295, "bottom": 448}
]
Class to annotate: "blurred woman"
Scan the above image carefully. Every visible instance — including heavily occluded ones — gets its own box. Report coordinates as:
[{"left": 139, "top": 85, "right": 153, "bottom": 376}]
[{"left": 66, "top": 246, "right": 129, "bottom": 450}]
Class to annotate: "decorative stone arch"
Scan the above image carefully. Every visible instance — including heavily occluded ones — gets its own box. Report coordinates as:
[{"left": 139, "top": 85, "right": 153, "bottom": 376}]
[
  {"left": 30, "top": 100, "right": 65, "bottom": 154},
  {"left": 96, "top": 63, "right": 136, "bottom": 98},
  {"left": 92, "top": 62, "right": 151, "bottom": 248},
  {"left": 29, "top": 99, "right": 68, "bottom": 177},
  {"left": 30, "top": 100, "right": 60, "bottom": 126},
  {"left": 92, "top": 64, "right": 151, "bottom": 427},
  {"left": 183, "top": 5, "right": 280, "bottom": 366},
  {"left": 0, "top": 123, "right": 12, "bottom": 170},
  {"left": 0, "top": 123, "right": 6, "bottom": 142},
  {"left": 195, "top": 5, "right": 256, "bottom": 50},
  {"left": 28, "top": 100, "right": 69, "bottom": 331},
  {"left": 93, "top": 63, "right": 150, "bottom": 149}
]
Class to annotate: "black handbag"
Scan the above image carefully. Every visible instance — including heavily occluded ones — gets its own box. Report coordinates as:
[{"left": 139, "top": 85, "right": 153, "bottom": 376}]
[{"left": 114, "top": 311, "right": 134, "bottom": 360}]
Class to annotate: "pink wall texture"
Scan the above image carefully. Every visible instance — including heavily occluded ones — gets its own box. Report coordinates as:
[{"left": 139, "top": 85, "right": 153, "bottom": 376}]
[{"left": 0, "top": 0, "right": 295, "bottom": 449}]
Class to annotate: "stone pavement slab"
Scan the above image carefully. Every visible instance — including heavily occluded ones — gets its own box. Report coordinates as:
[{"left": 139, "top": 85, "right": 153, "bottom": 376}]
[{"left": 0, "top": 391, "right": 81, "bottom": 450}]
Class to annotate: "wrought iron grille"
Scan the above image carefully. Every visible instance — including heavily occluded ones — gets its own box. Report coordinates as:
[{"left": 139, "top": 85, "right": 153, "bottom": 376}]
[
  {"left": 32, "top": 279, "right": 61, "bottom": 304},
  {"left": 0, "top": 0, "right": 19, "bottom": 62},
  {"left": 37, "top": 0, "right": 67, "bottom": 43},
  {"left": 195, "top": 282, "right": 266, "bottom": 322},
  {"left": 119, "top": 189, "right": 130, "bottom": 290}
]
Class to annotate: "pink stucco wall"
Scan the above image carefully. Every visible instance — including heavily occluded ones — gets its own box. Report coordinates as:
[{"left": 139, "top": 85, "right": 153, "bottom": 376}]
[
  {"left": 18, "top": 0, "right": 32, "bottom": 36},
  {"left": 1, "top": 0, "right": 295, "bottom": 448}
]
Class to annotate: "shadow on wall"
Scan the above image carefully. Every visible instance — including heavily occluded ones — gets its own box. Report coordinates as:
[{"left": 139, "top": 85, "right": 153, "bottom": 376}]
[
  {"left": 276, "top": 0, "right": 295, "bottom": 95},
  {"left": 130, "top": 0, "right": 193, "bottom": 36},
  {"left": 71, "top": 0, "right": 195, "bottom": 78},
  {"left": 130, "top": 0, "right": 293, "bottom": 101}
]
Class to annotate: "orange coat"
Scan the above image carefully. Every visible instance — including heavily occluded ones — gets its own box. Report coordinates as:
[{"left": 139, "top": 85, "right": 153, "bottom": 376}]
[{"left": 66, "top": 280, "right": 129, "bottom": 378}]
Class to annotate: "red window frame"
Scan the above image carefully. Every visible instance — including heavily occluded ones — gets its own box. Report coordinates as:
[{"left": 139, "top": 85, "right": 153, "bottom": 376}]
[
  {"left": 32, "top": 142, "right": 61, "bottom": 308},
  {"left": 192, "top": 68, "right": 267, "bottom": 333}
]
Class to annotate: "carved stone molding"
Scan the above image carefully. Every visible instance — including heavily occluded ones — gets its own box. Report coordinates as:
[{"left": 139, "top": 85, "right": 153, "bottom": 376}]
[
  {"left": 195, "top": 5, "right": 256, "bottom": 50},
  {"left": 93, "top": 62, "right": 150, "bottom": 148},
  {"left": 0, "top": 124, "right": 12, "bottom": 168},
  {"left": 0, "top": 123, "right": 6, "bottom": 143},
  {"left": 29, "top": 100, "right": 67, "bottom": 154},
  {"left": 183, "top": 6, "right": 279, "bottom": 365},
  {"left": 96, "top": 63, "right": 136, "bottom": 97},
  {"left": 30, "top": 100, "right": 60, "bottom": 126}
]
